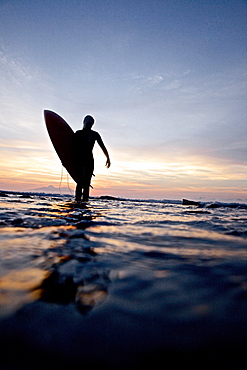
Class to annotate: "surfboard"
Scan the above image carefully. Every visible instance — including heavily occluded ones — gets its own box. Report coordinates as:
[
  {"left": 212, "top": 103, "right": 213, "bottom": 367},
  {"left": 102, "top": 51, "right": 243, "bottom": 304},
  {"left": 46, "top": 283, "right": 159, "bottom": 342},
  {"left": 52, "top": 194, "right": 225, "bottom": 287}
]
[{"left": 44, "top": 110, "right": 78, "bottom": 183}]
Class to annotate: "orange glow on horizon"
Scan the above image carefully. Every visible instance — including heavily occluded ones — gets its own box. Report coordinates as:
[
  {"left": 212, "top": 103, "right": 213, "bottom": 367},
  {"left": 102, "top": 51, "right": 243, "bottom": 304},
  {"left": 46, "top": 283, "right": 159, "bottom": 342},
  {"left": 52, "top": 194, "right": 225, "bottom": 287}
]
[{"left": 0, "top": 144, "right": 246, "bottom": 201}]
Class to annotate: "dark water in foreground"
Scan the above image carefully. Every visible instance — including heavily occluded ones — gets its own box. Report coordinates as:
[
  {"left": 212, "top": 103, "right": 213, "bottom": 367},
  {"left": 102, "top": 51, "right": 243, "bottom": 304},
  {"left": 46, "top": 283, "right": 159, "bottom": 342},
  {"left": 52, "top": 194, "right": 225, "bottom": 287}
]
[{"left": 0, "top": 191, "right": 247, "bottom": 369}]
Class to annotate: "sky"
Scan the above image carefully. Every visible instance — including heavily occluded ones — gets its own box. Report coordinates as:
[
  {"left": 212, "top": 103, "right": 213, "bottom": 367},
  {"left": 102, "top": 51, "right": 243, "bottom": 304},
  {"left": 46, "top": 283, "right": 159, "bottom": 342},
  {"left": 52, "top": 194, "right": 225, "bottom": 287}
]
[{"left": 0, "top": 0, "right": 246, "bottom": 201}]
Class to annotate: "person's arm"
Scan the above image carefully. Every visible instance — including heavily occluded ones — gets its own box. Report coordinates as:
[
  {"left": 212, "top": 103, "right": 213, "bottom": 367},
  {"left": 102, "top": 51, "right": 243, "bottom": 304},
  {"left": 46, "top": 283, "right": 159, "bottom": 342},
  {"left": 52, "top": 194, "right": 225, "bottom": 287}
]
[{"left": 97, "top": 134, "right": 111, "bottom": 168}]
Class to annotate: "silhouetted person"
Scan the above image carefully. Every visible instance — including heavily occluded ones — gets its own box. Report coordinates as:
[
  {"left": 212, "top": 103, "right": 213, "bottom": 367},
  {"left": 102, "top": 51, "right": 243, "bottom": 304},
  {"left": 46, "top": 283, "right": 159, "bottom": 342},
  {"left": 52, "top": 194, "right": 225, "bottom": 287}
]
[{"left": 74, "top": 115, "right": 110, "bottom": 202}]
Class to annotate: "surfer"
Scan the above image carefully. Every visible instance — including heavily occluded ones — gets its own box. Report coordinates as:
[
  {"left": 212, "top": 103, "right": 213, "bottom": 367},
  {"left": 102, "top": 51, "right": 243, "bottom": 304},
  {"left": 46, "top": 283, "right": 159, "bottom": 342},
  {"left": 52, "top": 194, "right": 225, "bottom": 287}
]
[{"left": 73, "top": 115, "right": 111, "bottom": 202}]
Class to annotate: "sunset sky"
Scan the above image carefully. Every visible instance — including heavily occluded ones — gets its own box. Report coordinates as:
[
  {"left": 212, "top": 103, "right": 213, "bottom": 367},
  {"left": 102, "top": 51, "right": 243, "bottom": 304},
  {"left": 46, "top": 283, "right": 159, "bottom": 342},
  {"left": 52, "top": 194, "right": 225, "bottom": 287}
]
[{"left": 0, "top": 0, "right": 246, "bottom": 201}]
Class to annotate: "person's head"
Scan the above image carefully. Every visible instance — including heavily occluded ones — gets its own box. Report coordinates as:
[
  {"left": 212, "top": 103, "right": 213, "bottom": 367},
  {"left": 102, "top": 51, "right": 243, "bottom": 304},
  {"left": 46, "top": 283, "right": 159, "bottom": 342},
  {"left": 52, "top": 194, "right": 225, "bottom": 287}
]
[{"left": 83, "top": 115, "right": 94, "bottom": 129}]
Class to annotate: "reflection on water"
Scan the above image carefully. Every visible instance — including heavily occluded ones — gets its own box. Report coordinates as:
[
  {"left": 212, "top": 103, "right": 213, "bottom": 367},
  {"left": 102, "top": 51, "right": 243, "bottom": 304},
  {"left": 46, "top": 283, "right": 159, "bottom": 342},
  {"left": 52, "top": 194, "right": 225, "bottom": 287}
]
[
  {"left": 39, "top": 246, "right": 109, "bottom": 315},
  {"left": 0, "top": 268, "right": 49, "bottom": 315}
]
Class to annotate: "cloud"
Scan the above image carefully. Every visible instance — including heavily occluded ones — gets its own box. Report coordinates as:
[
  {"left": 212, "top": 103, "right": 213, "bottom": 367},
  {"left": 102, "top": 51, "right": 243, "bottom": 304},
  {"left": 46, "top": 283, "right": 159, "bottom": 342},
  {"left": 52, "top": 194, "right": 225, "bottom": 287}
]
[
  {"left": 92, "top": 155, "right": 247, "bottom": 200},
  {"left": 0, "top": 47, "right": 57, "bottom": 144},
  {"left": 0, "top": 46, "right": 44, "bottom": 86},
  {"left": 147, "top": 74, "right": 164, "bottom": 85},
  {"left": 130, "top": 71, "right": 186, "bottom": 92}
]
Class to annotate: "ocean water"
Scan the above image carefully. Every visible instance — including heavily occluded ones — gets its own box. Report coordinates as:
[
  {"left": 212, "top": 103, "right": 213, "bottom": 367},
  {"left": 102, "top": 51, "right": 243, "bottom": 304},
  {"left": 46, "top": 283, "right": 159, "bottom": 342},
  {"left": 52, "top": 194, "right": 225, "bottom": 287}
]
[{"left": 0, "top": 191, "right": 247, "bottom": 369}]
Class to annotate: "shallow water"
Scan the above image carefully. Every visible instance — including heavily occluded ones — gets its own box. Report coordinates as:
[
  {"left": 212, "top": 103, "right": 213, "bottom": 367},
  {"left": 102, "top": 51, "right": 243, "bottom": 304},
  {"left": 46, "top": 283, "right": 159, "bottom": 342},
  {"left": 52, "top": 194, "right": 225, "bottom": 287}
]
[{"left": 0, "top": 191, "right": 247, "bottom": 369}]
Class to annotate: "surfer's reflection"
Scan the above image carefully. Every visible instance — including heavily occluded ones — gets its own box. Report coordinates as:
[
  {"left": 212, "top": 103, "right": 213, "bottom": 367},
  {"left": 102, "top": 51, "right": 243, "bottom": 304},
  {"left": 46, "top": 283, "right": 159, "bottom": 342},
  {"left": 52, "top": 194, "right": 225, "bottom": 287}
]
[
  {"left": 39, "top": 199, "right": 109, "bottom": 314},
  {"left": 40, "top": 248, "right": 110, "bottom": 315},
  {"left": 74, "top": 115, "right": 111, "bottom": 203}
]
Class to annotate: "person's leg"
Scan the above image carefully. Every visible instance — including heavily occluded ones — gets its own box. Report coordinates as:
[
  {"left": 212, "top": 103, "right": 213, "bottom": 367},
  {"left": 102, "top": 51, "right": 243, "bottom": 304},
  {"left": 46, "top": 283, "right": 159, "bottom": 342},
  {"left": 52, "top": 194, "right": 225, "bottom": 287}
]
[
  {"left": 82, "top": 186, "right": 90, "bottom": 202},
  {"left": 75, "top": 182, "right": 83, "bottom": 202},
  {"left": 83, "top": 159, "right": 94, "bottom": 202}
]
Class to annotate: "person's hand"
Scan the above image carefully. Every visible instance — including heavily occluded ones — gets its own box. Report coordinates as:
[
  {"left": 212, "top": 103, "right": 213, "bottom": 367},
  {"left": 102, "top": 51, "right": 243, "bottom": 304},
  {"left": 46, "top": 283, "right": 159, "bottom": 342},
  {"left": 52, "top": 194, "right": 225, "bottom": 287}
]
[{"left": 106, "top": 158, "right": 111, "bottom": 168}]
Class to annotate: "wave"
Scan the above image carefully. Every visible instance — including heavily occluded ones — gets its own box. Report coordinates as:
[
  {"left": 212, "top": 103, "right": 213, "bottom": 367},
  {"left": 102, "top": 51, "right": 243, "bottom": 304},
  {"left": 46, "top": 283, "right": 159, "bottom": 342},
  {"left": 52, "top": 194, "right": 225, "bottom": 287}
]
[{"left": 1, "top": 190, "right": 247, "bottom": 209}]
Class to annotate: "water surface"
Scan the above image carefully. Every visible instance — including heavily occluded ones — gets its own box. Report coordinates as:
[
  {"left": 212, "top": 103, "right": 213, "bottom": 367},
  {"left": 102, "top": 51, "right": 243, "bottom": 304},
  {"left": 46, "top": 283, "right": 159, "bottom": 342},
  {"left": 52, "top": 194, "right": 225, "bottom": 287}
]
[{"left": 0, "top": 191, "right": 246, "bottom": 368}]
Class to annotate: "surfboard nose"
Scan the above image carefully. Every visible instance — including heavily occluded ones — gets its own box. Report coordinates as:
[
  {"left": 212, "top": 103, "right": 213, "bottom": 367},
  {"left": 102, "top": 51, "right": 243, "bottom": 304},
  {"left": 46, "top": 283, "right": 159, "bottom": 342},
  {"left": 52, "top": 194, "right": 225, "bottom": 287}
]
[
  {"left": 44, "top": 110, "right": 52, "bottom": 119},
  {"left": 44, "top": 110, "right": 60, "bottom": 122}
]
